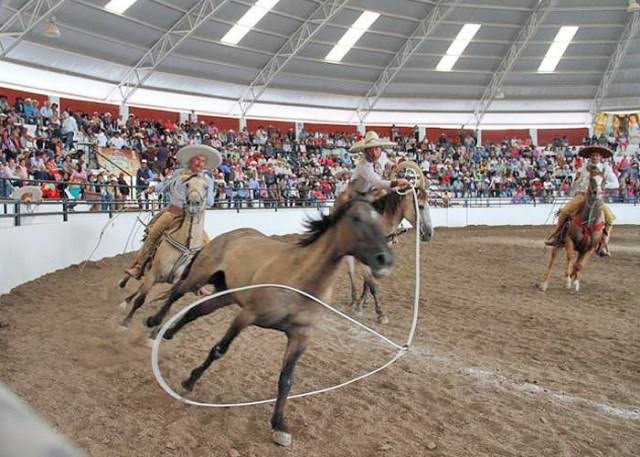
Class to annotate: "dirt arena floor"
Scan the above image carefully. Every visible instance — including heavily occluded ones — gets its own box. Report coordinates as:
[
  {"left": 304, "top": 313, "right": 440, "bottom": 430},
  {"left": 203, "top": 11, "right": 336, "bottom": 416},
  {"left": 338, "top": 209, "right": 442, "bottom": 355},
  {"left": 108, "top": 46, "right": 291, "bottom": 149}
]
[{"left": 1, "top": 225, "right": 639, "bottom": 457}]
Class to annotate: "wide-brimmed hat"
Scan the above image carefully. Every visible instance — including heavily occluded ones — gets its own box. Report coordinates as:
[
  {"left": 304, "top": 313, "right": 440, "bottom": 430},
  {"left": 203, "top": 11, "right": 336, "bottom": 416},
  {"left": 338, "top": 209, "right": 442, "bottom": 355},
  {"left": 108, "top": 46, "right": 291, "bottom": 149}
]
[
  {"left": 176, "top": 144, "right": 222, "bottom": 169},
  {"left": 12, "top": 186, "right": 42, "bottom": 203},
  {"left": 349, "top": 131, "right": 396, "bottom": 153},
  {"left": 578, "top": 145, "right": 613, "bottom": 159}
]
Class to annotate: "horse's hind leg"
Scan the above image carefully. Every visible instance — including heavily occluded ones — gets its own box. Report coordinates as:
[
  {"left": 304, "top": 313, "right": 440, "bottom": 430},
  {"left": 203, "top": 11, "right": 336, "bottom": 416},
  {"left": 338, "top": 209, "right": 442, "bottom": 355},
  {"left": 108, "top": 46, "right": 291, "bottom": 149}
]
[
  {"left": 538, "top": 246, "right": 560, "bottom": 291},
  {"left": 180, "top": 309, "right": 254, "bottom": 392},
  {"left": 271, "top": 327, "right": 310, "bottom": 447},
  {"left": 164, "top": 294, "right": 234, "bottom": 340},
  {"left": 120, "top": 284, "right": 148, "bottom": 327}
]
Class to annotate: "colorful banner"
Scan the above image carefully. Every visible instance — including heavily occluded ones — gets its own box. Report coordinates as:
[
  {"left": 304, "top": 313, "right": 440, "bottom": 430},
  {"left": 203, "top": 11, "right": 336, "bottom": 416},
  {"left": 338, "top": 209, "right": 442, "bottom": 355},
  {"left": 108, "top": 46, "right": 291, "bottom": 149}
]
[
  {"left": 593, "top": 112, "right": 640, "bottom": 144},
  {"left": 96, "top": 147, "right": 140, "bottom": 176}
]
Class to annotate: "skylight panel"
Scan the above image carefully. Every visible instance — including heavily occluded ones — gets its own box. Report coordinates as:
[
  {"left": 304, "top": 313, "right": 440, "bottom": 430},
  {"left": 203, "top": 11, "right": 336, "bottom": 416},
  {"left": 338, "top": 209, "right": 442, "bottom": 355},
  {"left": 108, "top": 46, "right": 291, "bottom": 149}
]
[
  {"left": 538, "top": 26, "right": 579, "bottom": 73},
  {"left": 221, "top": 0, "right": 280, "bottom": 45},
  {"left": 105, "top": 0, "right": 138, "bottom": 14},
  {"left": 325, "top": 11, "right": 380, "bottom": 63},
  {"left": 436, "top": 23, "right": 481, "bottom": 72}
]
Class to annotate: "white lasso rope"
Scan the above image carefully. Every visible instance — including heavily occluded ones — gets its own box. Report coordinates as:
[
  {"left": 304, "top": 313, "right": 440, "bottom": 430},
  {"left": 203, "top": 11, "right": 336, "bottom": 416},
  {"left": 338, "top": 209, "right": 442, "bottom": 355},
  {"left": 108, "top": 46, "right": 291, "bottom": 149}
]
[{"left": 150, "top": 186, "right": 422, "bottom": 407}]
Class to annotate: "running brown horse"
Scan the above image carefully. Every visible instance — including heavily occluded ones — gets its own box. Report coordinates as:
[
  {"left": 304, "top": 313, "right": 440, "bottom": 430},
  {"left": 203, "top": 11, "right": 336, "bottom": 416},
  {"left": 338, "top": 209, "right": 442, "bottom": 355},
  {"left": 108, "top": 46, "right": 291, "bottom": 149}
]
[
  {"left": 538, "top": 171, "right": 606, "bottom": 292},
  {"left": 146, "top": 197, "right": 394, "bottom": 446}
]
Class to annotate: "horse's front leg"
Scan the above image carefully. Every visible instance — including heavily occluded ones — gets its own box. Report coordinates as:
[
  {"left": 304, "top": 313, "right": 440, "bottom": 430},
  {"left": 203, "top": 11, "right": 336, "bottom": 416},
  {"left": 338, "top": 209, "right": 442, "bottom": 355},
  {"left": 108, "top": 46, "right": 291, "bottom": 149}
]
[
  {"left": 271, "top": 327, "right": 310, "bottom": 447},
  {"left": 180, "top": 309, "right": 253, "bottom": 393},
  {"left": 538, "top": 246, "right": 560, "bottom": 291},
  {"left": 368, "top": 278, "right": 388, "bottom": 324},
  {"left": 345, "top": 256, "right": 359, "bottom": 306},
  {"left": 571, "top": 249, "right": 596, "bottom": 292},
  {"left": 564, "top": 238, "right": 576, "bottom": 289}
]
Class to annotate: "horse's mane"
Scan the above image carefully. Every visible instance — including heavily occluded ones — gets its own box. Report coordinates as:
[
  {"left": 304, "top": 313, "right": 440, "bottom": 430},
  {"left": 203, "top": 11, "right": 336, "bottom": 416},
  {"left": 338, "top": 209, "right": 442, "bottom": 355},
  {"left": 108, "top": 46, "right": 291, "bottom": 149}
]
[
  {"left": 298, "top": 198, "right": 361, "bottom": 247},
  {"left": 371, "top": 191, "right": 402, "bottom": 215}
]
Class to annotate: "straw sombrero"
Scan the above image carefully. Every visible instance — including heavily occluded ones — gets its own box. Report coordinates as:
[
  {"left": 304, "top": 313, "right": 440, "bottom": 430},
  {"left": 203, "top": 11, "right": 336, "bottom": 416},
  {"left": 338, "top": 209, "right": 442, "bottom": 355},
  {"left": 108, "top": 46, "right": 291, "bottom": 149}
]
[
  {"left": 12, "top": 186, "right": 42, "bottom": 203},
  {"left": 176, "top": 144, "right": 222, "bottom": 169},
  {"left": 349, "top": 131, "right": 397, "bottom": 153},
  {"left": 578, "top": 145, "right": 613, "bottom": 159}
]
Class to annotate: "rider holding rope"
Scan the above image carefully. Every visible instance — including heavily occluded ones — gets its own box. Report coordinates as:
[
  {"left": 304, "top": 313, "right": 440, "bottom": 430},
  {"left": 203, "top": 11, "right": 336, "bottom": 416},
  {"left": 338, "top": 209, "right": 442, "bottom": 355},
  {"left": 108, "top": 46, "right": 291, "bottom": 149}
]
[
  {"left": 124, "top": 145, "right": 221, "bottom": 279},
  {"left": 545, "top": 145, "right": 619, "bottom": 256},
  {"left": 335, "top": 131, "right": 410, "bottom": 208}
]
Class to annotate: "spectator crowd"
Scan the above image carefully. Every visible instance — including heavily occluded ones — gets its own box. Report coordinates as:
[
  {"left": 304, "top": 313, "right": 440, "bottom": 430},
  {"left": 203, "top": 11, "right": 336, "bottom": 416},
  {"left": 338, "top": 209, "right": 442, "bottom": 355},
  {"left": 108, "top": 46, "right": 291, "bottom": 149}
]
[{"left": 1, "top": 92, "right": 639, "bottom": 207}]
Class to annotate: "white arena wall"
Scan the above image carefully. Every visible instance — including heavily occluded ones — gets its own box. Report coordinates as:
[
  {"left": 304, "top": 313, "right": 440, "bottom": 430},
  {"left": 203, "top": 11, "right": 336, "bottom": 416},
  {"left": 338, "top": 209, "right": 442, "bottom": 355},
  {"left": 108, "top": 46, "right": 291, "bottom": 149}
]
[{"left": 1, "top": 203, "right": 638, "bottom": 295}]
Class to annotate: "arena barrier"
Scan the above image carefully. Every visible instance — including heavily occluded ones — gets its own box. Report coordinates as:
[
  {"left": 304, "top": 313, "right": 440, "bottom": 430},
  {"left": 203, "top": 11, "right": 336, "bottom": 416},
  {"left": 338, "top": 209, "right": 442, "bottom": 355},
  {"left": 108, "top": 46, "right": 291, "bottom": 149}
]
[{"left": 1, "top": 203, "right": 638, "bottom": 295}]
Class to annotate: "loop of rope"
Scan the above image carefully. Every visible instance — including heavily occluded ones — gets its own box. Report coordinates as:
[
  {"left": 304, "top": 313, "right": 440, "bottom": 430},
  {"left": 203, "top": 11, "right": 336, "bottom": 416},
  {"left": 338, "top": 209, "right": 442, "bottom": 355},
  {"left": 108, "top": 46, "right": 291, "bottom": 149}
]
[{"left": 150, "top": 186, "right": 422, "bottom": 407}]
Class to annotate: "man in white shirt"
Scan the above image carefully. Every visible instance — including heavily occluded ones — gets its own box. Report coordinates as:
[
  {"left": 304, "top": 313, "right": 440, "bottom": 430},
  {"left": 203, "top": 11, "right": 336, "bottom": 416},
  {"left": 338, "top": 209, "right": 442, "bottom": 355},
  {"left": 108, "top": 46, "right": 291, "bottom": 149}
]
[
  {"left": 60, "top": 111, "right": 78, "bottom": 150},
  {"left": 545, "top": 146, "right": 619, "bottom": 256},
  {"left": 349, "top": 131, "right": 409, "bottom": 195}
]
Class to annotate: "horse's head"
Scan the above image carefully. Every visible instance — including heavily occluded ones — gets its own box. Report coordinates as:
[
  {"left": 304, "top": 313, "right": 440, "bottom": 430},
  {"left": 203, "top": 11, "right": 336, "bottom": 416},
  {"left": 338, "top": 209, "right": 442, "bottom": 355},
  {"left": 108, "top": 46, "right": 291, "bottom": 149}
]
[
  {"left": 338, "top": 199, "right": 395, "bottom": 278},
  {"left": 182, "top": 174, "right": 207, "bottom": 215},
  {"left": 400, "top": 186, "right": 433, "bottom": 242}
]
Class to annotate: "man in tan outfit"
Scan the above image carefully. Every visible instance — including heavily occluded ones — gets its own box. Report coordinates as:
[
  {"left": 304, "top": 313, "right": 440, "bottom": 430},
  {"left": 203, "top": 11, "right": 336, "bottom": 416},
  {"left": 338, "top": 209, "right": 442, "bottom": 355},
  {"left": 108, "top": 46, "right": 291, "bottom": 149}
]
[
  {"left": 545, "top": 145, "right": 619, "bottom": 256},
  {"left": 124, "top": 145, "right": 221, "bottom": 279}
]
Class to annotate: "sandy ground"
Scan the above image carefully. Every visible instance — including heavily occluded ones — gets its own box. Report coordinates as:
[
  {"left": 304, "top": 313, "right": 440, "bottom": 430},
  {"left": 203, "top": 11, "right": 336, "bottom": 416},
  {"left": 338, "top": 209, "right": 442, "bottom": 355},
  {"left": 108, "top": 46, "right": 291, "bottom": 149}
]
[{"left": 1, "top": 225, "right": 639, "bottom": 457}]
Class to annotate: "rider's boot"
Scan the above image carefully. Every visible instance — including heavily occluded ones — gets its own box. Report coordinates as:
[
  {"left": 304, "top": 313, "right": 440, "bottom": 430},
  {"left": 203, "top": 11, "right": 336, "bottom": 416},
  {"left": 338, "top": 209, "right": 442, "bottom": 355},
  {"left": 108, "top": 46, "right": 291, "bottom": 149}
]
[
  {"left": 545, "top": 215, "right": 568, "bottom": 247},
  {"left": 597, "top": 225, "right": 612, "bottom": 257}
]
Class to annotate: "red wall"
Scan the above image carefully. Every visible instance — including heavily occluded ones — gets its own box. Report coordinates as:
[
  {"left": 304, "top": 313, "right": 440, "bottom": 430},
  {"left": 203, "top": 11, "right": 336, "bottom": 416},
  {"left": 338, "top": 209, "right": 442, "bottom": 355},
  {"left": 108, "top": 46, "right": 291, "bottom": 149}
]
[
  {"left": 426, "top": 128, "right": 474, "bottom": 143},
  {"left": 481, "top": 129, "right": 529, "bottom": 145},
  {"left": 367, "top": 125, "right": 414, "bottom": 137},
  {"left": 247, "top": 118, "right": 294, "bottom": 133},
  {"left": 60, "top": 98, "right": 119, "bottom": 116},
  {"left": 537, "top": 128, "right": 588, "bottom": 146},
  {"left": 0, "top": 87, "right": 47, "bottom": 105},
  {"left": 198, "top": 115, "right": 239, "bottom": 131},
  {"left": 304, "top": 122, "right": 357, "bottom": 135},
  {"left": 129, "top": 106, "right": 179, "bottom": 122}
]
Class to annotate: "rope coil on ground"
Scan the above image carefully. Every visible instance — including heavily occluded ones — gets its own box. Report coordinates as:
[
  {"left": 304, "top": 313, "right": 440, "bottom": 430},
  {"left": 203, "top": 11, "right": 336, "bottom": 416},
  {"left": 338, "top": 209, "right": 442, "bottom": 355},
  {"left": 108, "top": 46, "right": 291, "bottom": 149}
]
[{"left": 150, "top": 186, "right": 423, "bottom": 408}]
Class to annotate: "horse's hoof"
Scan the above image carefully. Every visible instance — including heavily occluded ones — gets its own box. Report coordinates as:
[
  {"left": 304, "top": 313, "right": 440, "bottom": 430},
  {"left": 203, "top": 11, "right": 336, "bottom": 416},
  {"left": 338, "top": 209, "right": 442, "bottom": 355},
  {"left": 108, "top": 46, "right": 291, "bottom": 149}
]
[
  {"left": 117, "top": 324, "right": 129, "bottom": 332},
  {"left": 565, "top": 278, "right": 572, "bottom": 289},
  {"left": 163, "top": 330, "right": 174, "bottom": 340},
  {"left": 537, "top": 282, "right": 548, "bottom": 292},
  {"left": 175, "top": 384, "right": 190, "bottom": 397},
  {"left": 272, "top": 430, "right": 292, "bottom": 447},
  {"left": 118, "top": 301, "right": 128, "bottom": 310},
  {"left": 145, "top": 316, "right": 159, "bottom": 328},
  {"left": 180, "top": 380, "right": 194, "bottom": 393},
  {"left": 377, "top": 315, "right": 389, "bottom": 324},
  {"left": 146, "top": 338, "right": 155, "bottom": 349},
  {"left": 573, "top": 281, "right": 580, "bottom": 292}
]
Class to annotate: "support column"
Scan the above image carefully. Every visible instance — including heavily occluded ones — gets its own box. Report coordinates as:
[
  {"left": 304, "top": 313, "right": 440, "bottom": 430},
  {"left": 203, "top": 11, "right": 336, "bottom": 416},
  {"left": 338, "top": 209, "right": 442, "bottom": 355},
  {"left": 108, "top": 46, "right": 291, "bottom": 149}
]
[
  {"left": 119, "top": 103, "right": 129, "bottom": 120},
  {"left": 179, "top": 112, "right": 189, "bottom": 123},
  {"left": 529, "top": 128, "right": 538, "bottom": 146},
  {"left": 418, "top": 126, "right": 426, "bottom": 142},
  {"left": 239, "top": 115, "right": 247, "bottom": 131},
  {"left": 476, "top": 129, "right": 482, "bottom": 147},
  {"left": 295, "top": 121, "right": 304, "bottom": 140},
  {"left": 357, "top": 119, "right": 366, "bottom": 135}
]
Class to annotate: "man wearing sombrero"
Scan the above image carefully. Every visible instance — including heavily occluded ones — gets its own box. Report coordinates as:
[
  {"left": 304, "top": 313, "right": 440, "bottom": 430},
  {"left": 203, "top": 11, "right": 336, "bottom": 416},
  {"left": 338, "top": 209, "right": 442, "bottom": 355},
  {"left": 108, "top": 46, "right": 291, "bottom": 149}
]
[
  {"left": 347, "top": 131, "right": 410, "bottom": 196},
  {"left": 124, "top": 145, "right": 221, "bottom": 279},
  {"left": 545, "top": 145, "right": 619, "bottom": 256}
]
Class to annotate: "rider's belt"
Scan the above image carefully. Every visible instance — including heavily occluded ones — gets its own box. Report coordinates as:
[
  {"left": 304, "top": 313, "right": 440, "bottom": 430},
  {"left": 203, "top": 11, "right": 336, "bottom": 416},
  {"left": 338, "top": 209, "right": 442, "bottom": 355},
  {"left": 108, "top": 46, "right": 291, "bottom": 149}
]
[{"left": 167, "top": 206, "right": 184, "bottom": 216}]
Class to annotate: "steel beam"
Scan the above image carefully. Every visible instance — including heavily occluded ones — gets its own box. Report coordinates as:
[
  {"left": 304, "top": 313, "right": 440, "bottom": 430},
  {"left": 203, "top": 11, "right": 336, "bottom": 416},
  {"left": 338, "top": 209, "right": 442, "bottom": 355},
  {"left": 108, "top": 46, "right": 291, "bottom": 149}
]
[
  {"left": 0, "top": 0, "right": 66, "bottom": 58},
  {"left": 110, "top": 0, "right": 230, "bottom": 104},
  {"left": 353, "top": 0, "right": 461, "bottom": 124},
  {"left": 470, "top": 0, "right": 558, "bottom": 129},
  {"left": 590, "top": 10, "right": 640, "bottom": 115},
  {"left": 236, "top": 0, "right": 349, "bottom": 117}
]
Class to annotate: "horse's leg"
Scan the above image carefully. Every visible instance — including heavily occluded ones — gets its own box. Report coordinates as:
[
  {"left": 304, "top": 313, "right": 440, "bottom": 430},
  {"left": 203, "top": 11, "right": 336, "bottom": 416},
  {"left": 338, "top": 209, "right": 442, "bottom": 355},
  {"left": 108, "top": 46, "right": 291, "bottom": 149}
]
[
  {"left": 180, "top": 309, "right": 254, "bottom": 392},
  {"left": 118, "top": 274, "right": 131, "bottom": 289},
  {"left": 345, "top": 256, "right": 358, "bottom": 306},
  {"left": 538, "top": 246, "right": 560, "bottom": 291},
  {"left": 564, "top": 238, "right": 576, "bottom": 289},
  {"left": 571, "top": 249, "right": 596, "bottom": 292},
  {"left": 164, "top": 294, "right": 235, "bottom": 340},
  {"left": 146, "top": 268, "right": 216, "bottom": 328},
  {"left": 368, "top": 279, "right": 388, "bottom": 324},
  {"left": 120, "top": 281, "right": 150, "bottom": 327},
  {"left": 271, "top": 327, "right": 310, "bottom": 447}
]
